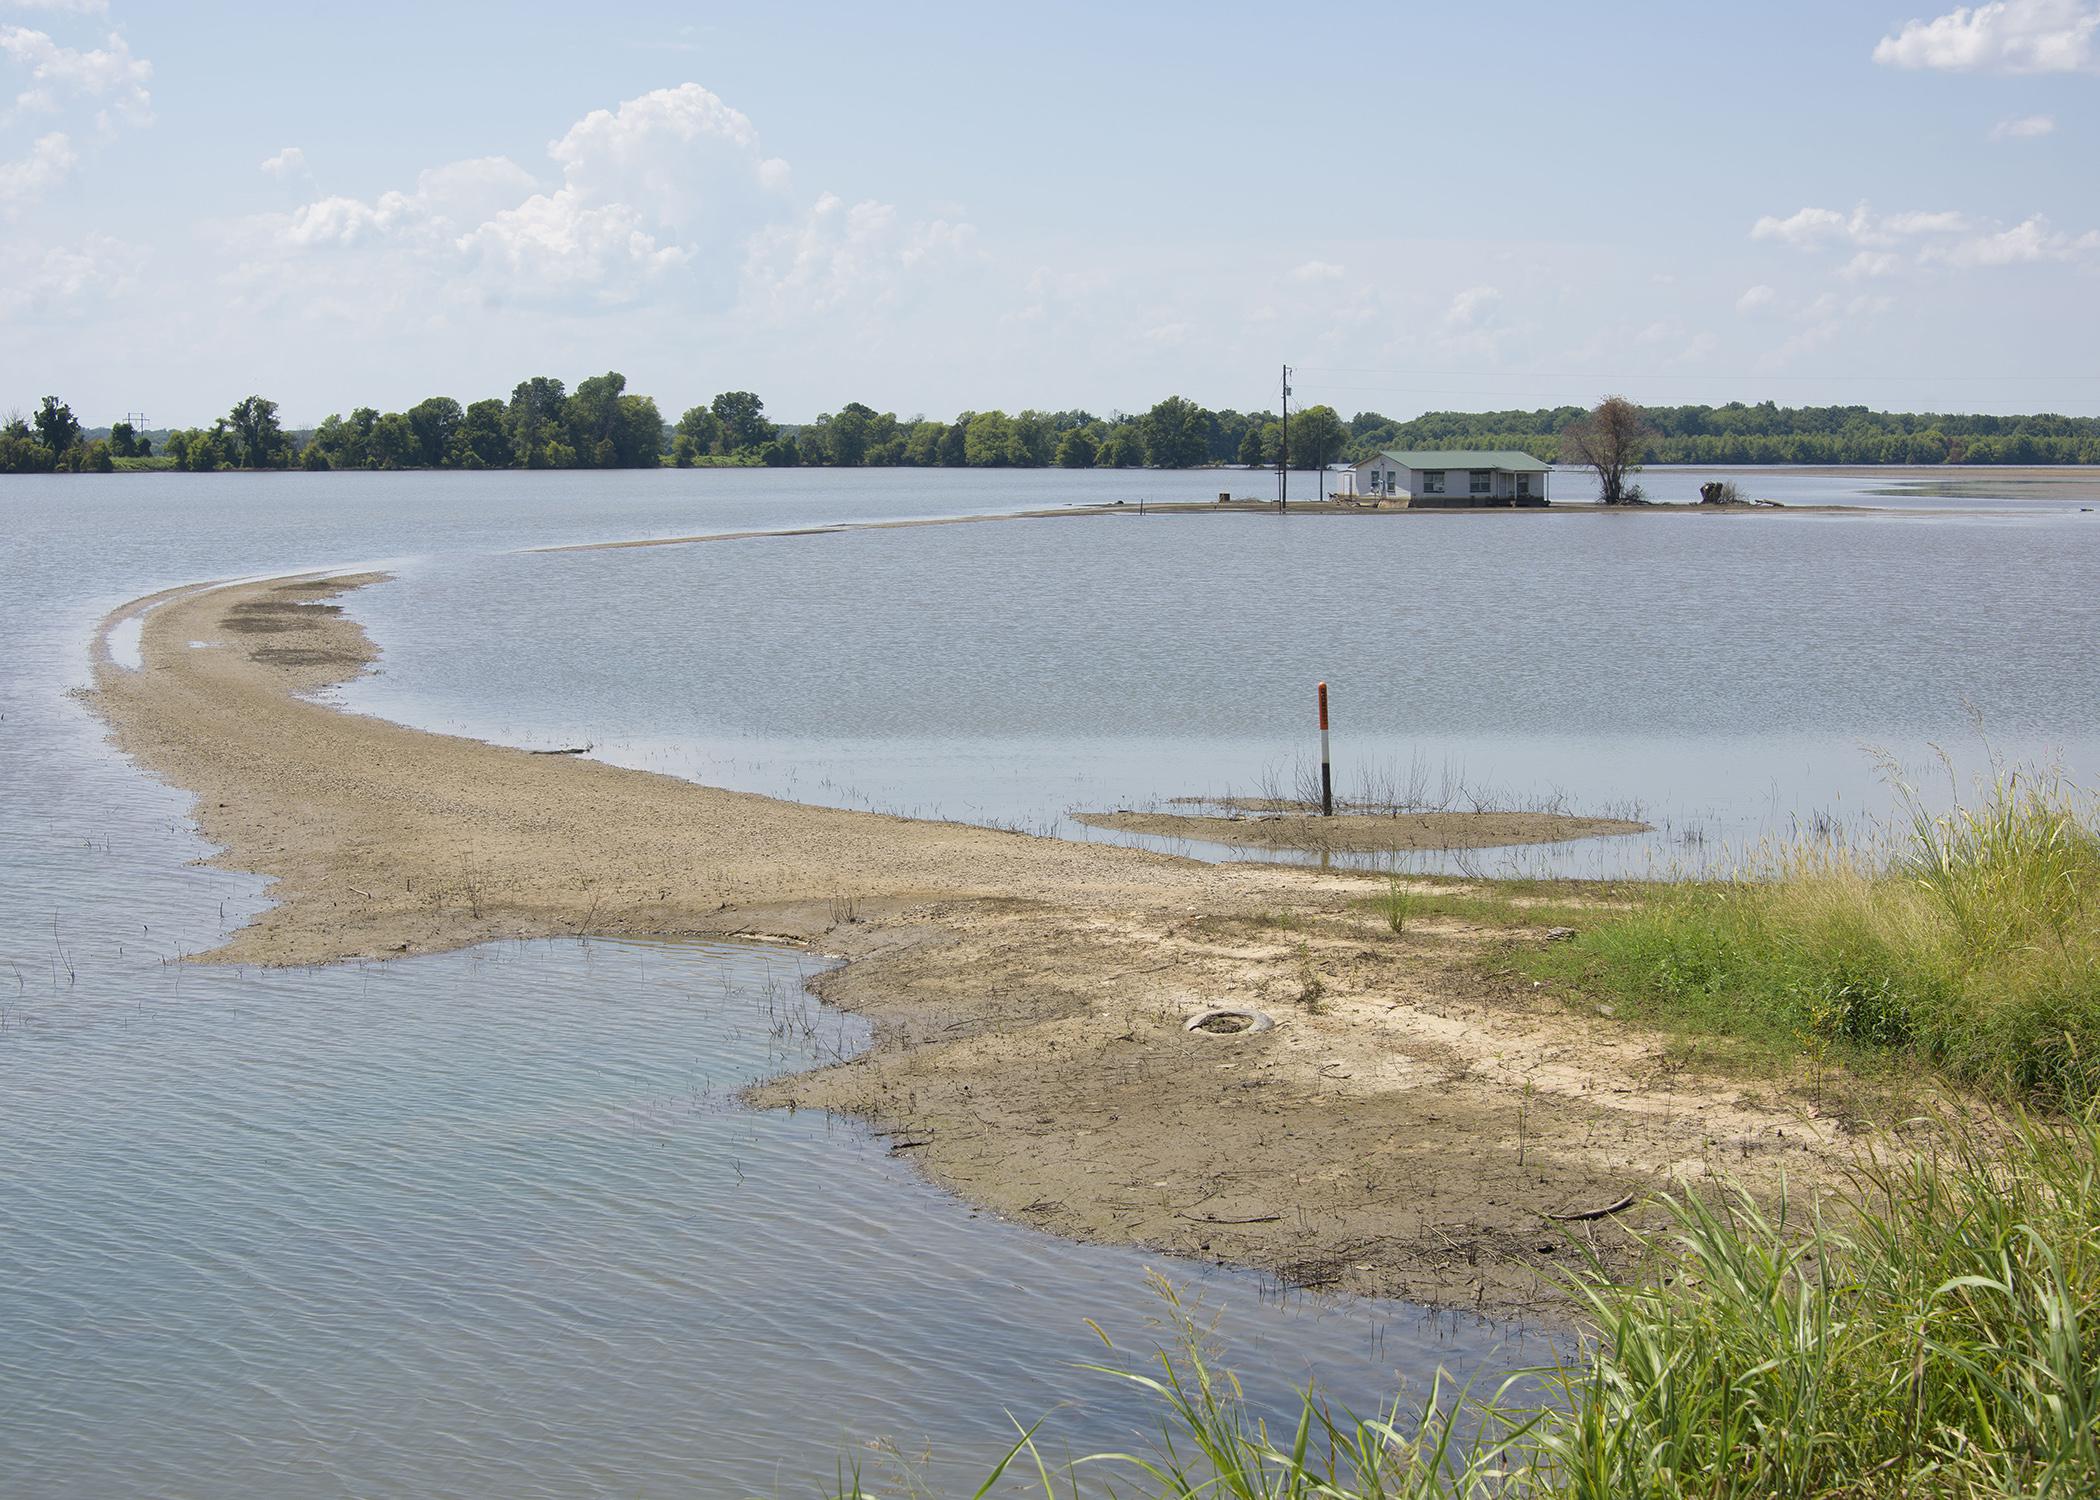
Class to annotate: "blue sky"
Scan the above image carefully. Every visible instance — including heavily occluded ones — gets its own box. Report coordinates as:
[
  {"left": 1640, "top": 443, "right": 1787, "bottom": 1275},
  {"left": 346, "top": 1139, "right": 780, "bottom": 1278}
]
[{"left": 5, "top": 0, "right": 2099, "bottom": 426}]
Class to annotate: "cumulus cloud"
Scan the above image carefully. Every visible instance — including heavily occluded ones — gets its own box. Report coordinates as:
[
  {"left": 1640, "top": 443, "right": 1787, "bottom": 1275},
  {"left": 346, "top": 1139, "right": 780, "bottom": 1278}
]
[
  {"left": 1991, "top": 112, "right": 2057, "bottom": 137},
  {"left": 1734, "top": 283, "right": 1776, "bottom": 314},
  {"left": 0, "top": 127, "right": 72, "bottom": 209},
  {"left": 0, "top": 229, "right": 143, "bottom": 319},
  {"left": 740, "top": 191, "right": 977, "bottom": 323},
  {"left": 1927, "top": 214, "right": 2100, "bottom": 265},
  {"left": 245, "top": 80, "right": 971, "bottom": 323},
  {"left": 0, "top": 24, "right": 151, "bottom": 123},
  {"left": 260, "top": 145, "right": 305, "bottom": 177},
  {"left": 1444, "top": 283, "right": 1502, "bottom": 326},
  {"left": 1873, "top": 0, "right": 2100, "bottom": 73},
  {"left": 1290, "top": 259, "right": 1344, "bottom": 283}
]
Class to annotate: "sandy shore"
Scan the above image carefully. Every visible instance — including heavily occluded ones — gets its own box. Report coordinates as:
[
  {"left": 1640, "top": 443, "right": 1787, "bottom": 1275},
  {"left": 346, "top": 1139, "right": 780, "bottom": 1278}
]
[{"left": 87, "top": 571, "right": 1879, "bottom": 1310}]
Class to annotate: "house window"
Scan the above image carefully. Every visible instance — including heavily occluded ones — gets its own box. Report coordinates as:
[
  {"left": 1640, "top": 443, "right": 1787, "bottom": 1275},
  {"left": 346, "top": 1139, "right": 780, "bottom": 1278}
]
[
  {"left": 1516, "top": 475, "right": 1531, "bottom": 496},
  {"left": 1420, "top": 470, "right": 1445, "bottom": 494},
  {"left": 1469, "top": 470, "right": 1492, "bottom": 496}
]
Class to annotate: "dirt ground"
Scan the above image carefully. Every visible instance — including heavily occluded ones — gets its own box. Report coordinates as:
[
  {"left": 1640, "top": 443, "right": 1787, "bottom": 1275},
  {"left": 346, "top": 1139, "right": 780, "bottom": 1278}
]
[
  {"left": 1073, "top": 807, "right": 1648, "bottom": 854},
  {"left": 87, "top": 572, "right": 1882, "bottom": 1312}
]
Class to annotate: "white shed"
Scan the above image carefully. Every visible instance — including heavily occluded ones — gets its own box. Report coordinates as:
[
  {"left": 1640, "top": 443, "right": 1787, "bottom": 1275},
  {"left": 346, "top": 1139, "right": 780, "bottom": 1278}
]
[{"left": 1342, "top": 449, "right": 1551, "bottom": 507}]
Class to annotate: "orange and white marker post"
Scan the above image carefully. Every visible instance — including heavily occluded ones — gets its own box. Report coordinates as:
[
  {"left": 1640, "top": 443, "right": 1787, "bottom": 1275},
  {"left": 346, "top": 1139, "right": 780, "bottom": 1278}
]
[{"left": 1317, "top": 681, "right": 1333, "bottom": 816}]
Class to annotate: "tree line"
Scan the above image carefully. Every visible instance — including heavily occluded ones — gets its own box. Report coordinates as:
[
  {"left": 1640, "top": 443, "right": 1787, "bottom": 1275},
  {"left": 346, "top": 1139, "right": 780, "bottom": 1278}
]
[
  {"left": 1357, "top": 402, "right": 2100, "bottom": 467},
  {"left": 7, "top": 383, "right": 2097, "bottom": 475}
]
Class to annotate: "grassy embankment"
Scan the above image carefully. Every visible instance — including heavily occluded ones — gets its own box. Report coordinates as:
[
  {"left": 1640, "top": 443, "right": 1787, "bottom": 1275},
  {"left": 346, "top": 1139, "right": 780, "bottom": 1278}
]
[{"left": 818, "top": 771, "right": 2100, "bottom": 1497}]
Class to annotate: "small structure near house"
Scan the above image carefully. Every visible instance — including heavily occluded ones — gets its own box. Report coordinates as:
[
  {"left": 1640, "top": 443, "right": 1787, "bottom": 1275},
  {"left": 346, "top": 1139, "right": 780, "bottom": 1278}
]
[{"left": 1338, "top": 449, "right": 1551, "bottom": 507}]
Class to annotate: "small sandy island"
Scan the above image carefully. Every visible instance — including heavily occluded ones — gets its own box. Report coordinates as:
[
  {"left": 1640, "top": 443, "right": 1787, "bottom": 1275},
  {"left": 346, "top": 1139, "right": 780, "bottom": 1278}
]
[
  {"left": 86, "top": 569, "right": 1899, "bottom": 1312},
  {"left": 1076, "top": 806, "right": 1648, "bottom": 853}
]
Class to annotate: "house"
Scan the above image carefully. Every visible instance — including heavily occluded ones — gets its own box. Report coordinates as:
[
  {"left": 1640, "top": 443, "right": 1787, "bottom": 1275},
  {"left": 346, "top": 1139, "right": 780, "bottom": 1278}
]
[{"left": 1341, "top": 449, "right": 1552, "bottom": 507}]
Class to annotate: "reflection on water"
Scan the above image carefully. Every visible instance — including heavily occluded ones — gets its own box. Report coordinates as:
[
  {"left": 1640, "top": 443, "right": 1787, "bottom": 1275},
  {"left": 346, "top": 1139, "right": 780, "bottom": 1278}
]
[
  {"left": 343, "top": 501, "right": 2100, "bottom": 878},
  {"left": 0, "top": 936, "right": 1521, "bottom": 1498}
]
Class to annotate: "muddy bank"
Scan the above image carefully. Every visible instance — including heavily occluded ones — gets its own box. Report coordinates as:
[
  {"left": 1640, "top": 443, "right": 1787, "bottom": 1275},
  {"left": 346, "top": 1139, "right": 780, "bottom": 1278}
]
[
  {"left": 1075, "top": 807, "right": 1649, "bottom": 853},
  {"left": 86, "top": 571, "right": 1874, "bottom": 1310}
]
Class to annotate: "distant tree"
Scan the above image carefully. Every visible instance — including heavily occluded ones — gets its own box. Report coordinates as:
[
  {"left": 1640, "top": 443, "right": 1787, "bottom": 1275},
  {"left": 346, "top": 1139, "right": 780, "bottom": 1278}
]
[
  {"left": 454, "top": 399, "right": 515, "bottom": 469},
  {"left": 1008, "top": 409, "right": 1056, "bottom": 467},
  {"left": 902, "top": 420, "right": 945, "bottom": 466},
  {"left": 33, "top": 396, "right": 81, "bottom": 456},
  {"left": 710, "top": 390, "right": 775, "bottom": 453},
  {"left": 759, "top": 433, "right": 800, "bottom": 466},
  {"left": 227, "top": 395, "right": 289, "bottom": 469},
  {"left": 407, "top": 396, "right": 464, "bottom": 468},
  {"left": 616, "top": 394, "right": 664, "bottom": 467},
  {"left": 1289, "top": 405, "right": 1347, "bottom": 470},
  {"left": 0, "top": 414, "right": 54, "bottom": 474},
  {"left": 963, "top": 410, "right": 1014, "bottom": 466},
  {"left": 84, "top": 439, "right": 114, "bottom": 473},
  {"left": 108, "top": 420, "right": 141, "bottom": 458},
  {"left": 827, "top": 401, "right": 878, "bottom": 466},
  {"left": 366, "top": 411, "right": 418, "bottom": 470},
  {"left": 1095, "top": 423, "right": 1146, "bottom": 467},
  {"left": 1139, "top": 396, "right": 1209, "bottom": 468},
  {"left": 1560, "top": 395, "right": 1652, "bottom": 504},
  {"left": 937, "top": 416, "right": 970, "bottom": 466},
  {"left": 674, "top": 404, "right": 722, "bottom": 460},
  {"left": 508, "top": 376, "right": 568, "bottom": 465},
  {"left": 1236, "top": 425, "right": 1268, "bottom": 466},
  {"left": 1054, "top": 426, "right": 1098, "bottom": 468}
]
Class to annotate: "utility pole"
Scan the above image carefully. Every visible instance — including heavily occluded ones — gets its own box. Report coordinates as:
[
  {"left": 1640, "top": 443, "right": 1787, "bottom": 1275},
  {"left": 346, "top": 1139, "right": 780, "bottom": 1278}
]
[{"left": 1278, "top": 364, "right": 1291, "bottom": 511}]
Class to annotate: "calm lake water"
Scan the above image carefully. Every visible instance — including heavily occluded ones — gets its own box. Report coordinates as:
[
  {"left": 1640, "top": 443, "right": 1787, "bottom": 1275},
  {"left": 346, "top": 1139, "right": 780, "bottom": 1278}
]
[{"left": 3, "top": 464, "right": 2097, "bottom": 1496}]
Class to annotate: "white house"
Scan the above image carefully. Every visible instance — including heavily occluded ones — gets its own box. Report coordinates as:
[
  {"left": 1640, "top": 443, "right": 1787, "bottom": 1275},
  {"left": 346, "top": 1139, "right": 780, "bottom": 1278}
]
[{"left": 1340, "top": 449, "right": 1552, "bottom": 507}]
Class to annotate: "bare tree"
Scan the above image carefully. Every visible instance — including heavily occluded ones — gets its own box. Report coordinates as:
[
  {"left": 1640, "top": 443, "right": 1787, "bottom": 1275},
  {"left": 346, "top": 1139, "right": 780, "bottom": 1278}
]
[{"left": 1560, "top": 395, "right": 1652, "bottom": 505}]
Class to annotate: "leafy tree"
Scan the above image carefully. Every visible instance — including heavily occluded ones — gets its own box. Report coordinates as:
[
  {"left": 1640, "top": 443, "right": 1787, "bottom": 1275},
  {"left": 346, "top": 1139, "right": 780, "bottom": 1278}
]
[
  {"left": 227, "top": 395, "right": 289, "bottom": 469},
  {"left": 407, "top": 396, "right": 464, "bottom": 468},
  {"left": 759, "top": 434, "right": 800, "bottom": 466},
  {"left": 1236, "top": 425, "right": 1268, "bottom": 466},
  {"left": 1054, "top": 427, "right": 1098, "bottom": 468},
  {"left": 1009, "top": 409, "right": 1056, "bottom": 467},
  {"left": 508, "top": 376, "right": 568, "bottom": 465},
  {"left": 0, "top": 415, "right": 54, "bottom": 474},
  {"left": 33, "top": 397, "right": 81, "bottom": 456},
  {"left": 674, "top": 405, "right": 722, "bottom": 460},
  {"left": 1289, "top": 404, "right": 1347, "bottom": 469},
  {"left": 1095, "top": 423, "right": 1146, "bottom": 467},
  {"left": 963, "top": 410, "right": 1014, "bottom": 466},
  {"left": 710, "top": 390, "right": 774, "bottom": 453},
  {"left": 828, "top": 401, "right": 878, "bottom": 466},
  {"left": 108, "top": 421, "right": 141, "bottom": 458},
  {"left": 366, "top": 411, "right": 418, "bottom": 470},
  {"left": 937, "top": 417, "right": 970, "bottom": 466},
  {"left": 616, "top": 394, "right": 664, "bottom": 467},
  {"left": 1560, "top": 395, "right": 1652, "bottom": 504},
  {"left": 454, "top": 399, "right": 515, "bottom": 469},
  {"left": 903, "top": 420, "right": 945, "bottom": 466},
  {"left": 1139, "top": 396, "right": 1208, "bottom": 468}
]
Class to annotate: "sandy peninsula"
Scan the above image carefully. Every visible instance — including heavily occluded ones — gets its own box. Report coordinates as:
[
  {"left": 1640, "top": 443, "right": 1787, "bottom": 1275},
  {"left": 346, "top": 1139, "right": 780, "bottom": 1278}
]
[{"left": 87, "top": 571, "right": 1875, "bottom": 1310}]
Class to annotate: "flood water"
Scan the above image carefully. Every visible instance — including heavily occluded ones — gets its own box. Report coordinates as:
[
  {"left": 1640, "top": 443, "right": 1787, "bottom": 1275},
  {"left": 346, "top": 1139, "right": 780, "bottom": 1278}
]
[{"left": 3, "top": 463, "right": 2097, "bottom": 1496}]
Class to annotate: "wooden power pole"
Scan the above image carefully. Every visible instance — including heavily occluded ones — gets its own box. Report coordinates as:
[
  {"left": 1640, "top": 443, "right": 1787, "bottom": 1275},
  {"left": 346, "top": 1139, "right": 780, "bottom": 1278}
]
[{"left": 1278, "top": 364, "right": 1291, "bottom": 511}]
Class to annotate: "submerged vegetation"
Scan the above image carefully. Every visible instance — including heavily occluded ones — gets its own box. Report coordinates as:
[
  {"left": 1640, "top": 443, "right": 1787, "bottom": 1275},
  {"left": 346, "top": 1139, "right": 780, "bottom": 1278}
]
[
  {"left": 861, "top": 1110, "right": 2100, "bottom": 1498},
  {"left": 1524, "top": 766, "right": 2100, "bottom": 1107}
]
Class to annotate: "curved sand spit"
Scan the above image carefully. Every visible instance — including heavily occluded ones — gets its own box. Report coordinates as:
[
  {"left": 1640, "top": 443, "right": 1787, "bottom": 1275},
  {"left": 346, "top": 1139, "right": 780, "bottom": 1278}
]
[{"left": 88, "top": 570, "right": 1871, "bottom": 1310}]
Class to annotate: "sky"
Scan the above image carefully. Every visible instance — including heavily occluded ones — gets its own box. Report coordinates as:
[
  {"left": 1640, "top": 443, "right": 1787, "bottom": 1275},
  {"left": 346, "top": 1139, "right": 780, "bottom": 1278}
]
[{"left": 4, "top": 0, "right": 2099, "bottom": 427}]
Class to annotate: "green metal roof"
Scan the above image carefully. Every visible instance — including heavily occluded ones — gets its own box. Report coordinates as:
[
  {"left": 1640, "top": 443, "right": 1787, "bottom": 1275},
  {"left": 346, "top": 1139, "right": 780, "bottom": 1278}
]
[{"left": 1368, "top": 449, "right": 1552, "bottom": 473}]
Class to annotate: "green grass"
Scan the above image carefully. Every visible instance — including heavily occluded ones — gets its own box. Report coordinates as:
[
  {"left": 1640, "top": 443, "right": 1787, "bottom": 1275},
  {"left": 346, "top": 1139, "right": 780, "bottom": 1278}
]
[
  {"left": 819, "top": 1111, "right": 2100, "bottom": 1499},
  {"left": 1521, "top": 769, "right": 2100, "bottom": 1107}
]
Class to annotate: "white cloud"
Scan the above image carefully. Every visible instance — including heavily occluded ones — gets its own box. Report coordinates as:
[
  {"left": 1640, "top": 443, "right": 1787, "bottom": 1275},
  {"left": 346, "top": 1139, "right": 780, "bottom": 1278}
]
[
  {"left": 0, "top": 230, "right": 144, "bottom": 319},
  {"left": 1750, "top": 205, "right": 1864, "bottom": 248},
  {"left": 1290, "top": 259, "right": 1344, "bottom": 283},
  {"left": 0, "top": 127, "right": 72, "bottom": 209},
  {"left": 1, "top": 1, "right": 111, "bottom": 13},
  {"left": 1841, "top": 250, "right": 1903, "bottom": 279},
  {"left": 1990, "top": 112, "right": 2058, "bottom": 137},
  {"left": 739, "top": 191, "right": 978, "bottom": 324},
  {"left": 1873, "top": 0, "right": 2100, "bottom": 73},
  {"left": 260, "top": 145, "right": 305, "bottom": 177},
  {"left": 1444, "top": 283, "right": 1501, "bottom": 326},
  {"left": 0, "top": 24, "right": 151, "bottom": 124},
  {"left": 1734, "top": 283, "right": 1776, "bottom": 314},
  {"left": 1928, "top": 214, "right": 2100, "bottom": 265}
]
